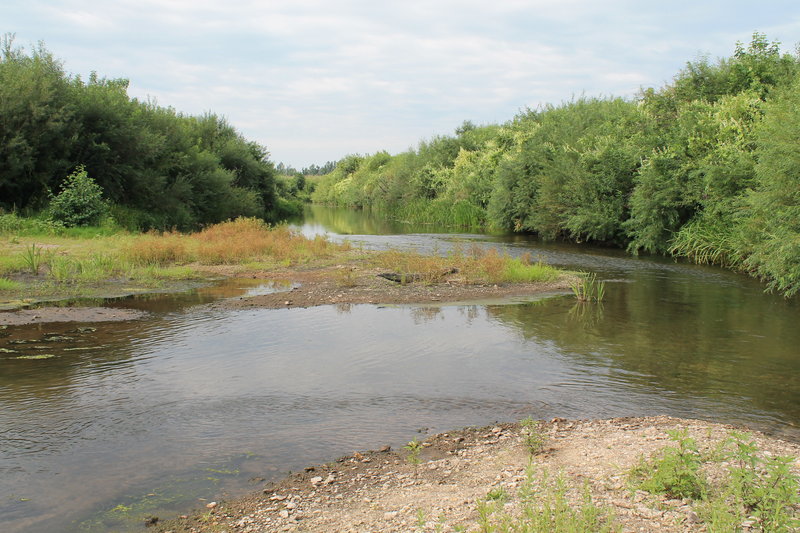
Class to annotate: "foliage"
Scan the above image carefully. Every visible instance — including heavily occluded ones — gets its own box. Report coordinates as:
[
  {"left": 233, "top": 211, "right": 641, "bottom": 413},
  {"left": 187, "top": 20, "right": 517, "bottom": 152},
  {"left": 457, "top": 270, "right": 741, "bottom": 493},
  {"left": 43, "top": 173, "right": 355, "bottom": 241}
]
[
  {"left": 520, "top": 417, "right": 545, "bottom": 455},
  {"left": 404, "top": 437, "right": 422, "bottom": 465},
  {"left": 307, "top": 33, "right": 800, "bottom": 295},
  {"left": 569, "top": 272, "right": 606, "bottom": 302},
  {"left": 631, "top": 430, "right": 800, "bottom": 531},
  {"left": 48, "top": 166, "right": 109, "bottom": 227},
  {"left": 629, "top": 429, "right": 707, "bottom": 500},
  {"left": 21, "top": 243, "right": 43, "bottom": 275},
  {"left": 473, "top": 467, "right": 619, "bottom": 532},
  {"left": 0, "top": 277, "right": 20, "bottom": 290},
  {"left": 0, "top": 35, "right": 289, "bottom": 230}
]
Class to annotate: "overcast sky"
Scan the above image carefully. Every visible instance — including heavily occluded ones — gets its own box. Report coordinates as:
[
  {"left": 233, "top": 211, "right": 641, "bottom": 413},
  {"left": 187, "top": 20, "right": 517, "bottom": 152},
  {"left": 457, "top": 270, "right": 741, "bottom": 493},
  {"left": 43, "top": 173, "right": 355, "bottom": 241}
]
[{"left": 4, "top": 1, "right": 800, "bottom": 168}]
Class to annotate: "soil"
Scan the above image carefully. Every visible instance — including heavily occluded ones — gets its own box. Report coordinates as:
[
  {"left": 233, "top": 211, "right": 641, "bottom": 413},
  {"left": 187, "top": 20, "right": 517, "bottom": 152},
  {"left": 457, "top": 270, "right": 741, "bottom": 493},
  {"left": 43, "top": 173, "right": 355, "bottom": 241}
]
[
  {"left": 0, "top": 306, "right": 149, "bottom": 325},
  {"left": 199, "top": 264, "right": 573, "bottom": 311},
  {"left": 153, "top": 416, "right": 800, "bottom": 533}
]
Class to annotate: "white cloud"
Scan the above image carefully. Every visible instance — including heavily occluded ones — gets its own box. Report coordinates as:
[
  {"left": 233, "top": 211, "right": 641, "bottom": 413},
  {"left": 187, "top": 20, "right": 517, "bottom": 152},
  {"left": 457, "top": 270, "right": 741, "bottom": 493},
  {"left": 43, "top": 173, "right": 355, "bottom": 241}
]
[{"left": 5, "top": 0, "right": 800, "bottom": 167}]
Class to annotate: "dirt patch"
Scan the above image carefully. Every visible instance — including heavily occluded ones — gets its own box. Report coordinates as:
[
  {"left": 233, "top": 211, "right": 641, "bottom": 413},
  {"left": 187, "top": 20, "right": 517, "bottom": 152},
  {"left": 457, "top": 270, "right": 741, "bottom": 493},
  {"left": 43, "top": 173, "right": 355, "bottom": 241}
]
[
  {"left": 154, "top": 416, "right": 799, "bottom": 533},
  {"left": 0, "top": 306, "right": 149, "bottom": 325},
  {"left": 200, "top": 264, "right": 572, "bottom": 310}
]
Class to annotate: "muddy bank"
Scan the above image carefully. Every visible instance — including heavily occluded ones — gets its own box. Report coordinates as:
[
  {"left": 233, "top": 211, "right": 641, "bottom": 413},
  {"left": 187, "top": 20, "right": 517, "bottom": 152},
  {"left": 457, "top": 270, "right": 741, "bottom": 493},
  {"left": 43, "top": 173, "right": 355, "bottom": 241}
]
[
  {"left": 154, "top": 416, "right": 800, "bottom": 533},
  {"left": 203, "top": 264, "right": 573, "bottom": 310},
  {"left": 0, "top": 306, "right": 149, "bottom": 325}
]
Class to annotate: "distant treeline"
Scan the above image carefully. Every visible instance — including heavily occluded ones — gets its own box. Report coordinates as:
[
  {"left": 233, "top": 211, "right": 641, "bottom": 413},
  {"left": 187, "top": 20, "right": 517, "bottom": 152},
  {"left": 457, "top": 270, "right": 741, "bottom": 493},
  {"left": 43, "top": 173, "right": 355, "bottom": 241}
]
[
  {"left": 276, "top": 161, "right": 337, "bottom": 176},
  {"left": 313, "top": 34, "right": 800, "bottom": 296},
  {"left": 0, "top": 35, "right": 305, "bottom": 230}
]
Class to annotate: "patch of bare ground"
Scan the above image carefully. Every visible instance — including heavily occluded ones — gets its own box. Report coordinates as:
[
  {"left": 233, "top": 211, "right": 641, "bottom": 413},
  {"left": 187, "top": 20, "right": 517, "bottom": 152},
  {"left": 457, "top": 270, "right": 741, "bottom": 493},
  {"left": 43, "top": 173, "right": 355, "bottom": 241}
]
[
  {"left": 154, "top": 416, "right": 800, "bottom": 533},
  {"left": 0, "top": 306, "right": 149, "bottom": 325},
  {"left": 199, "top": 263, "right": 572, "bottom": 310}
]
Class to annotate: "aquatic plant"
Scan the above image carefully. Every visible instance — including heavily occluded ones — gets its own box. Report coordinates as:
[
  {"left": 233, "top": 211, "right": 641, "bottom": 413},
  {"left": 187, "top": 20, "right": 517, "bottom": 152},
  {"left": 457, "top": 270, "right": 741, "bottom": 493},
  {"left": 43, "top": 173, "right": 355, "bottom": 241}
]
[{"left": 569, "top": 272, "right": 605, "bottom": 302}]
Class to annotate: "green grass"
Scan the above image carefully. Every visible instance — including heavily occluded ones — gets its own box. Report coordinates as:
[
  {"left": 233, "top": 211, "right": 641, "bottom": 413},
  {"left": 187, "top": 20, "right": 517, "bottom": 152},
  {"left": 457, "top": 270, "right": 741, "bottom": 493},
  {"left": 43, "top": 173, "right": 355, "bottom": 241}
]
[
  {"left": 569, "top": 272, "right": 605, "bottom": 302},
  {"left": 630, "top": 430, "right": 799, "bottom": 531},
  {"left": 474, "top": 467, "right": 619, "bottom": 533},
  {"left": 0, "top": 277, "right": 20, "bottom": 290}
]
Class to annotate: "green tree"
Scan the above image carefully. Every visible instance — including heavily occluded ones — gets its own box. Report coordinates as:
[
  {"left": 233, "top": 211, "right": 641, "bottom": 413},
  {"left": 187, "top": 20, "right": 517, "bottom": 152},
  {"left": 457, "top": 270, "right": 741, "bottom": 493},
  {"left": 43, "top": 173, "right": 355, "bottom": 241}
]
[{"left": 48, "top": 166, "right": 108, "bottom": 226}]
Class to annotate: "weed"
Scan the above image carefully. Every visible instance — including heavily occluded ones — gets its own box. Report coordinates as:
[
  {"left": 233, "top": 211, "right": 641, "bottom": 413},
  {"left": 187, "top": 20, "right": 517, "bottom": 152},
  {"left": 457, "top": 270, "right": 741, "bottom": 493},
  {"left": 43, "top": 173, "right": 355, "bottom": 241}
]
[
  {"left": 416, "top": 508, "right": 427, "bottom": 528},
  {"left": 521, "top": 417, "right": 545, "bottom": 456},
  {"left": 486, "top": 487, "right": 508, "bottom": 502},
  {"left": 0, "top": 277, "right": 20, "bottom": 290},
  {"left": 21, "top": 243, "right": 43, "bottom": 274},
  {"left": 631, "top": 430, "right": 799, "bottom": 531},
  {"left": 334, "top": 266, "right": 358, "bottom": 287},
  {"left": 629, "top": 429, "right": 706, "bottom": 500},
  {"left": 404, "top": 437, "right": 423, "bottom": 465},
  {"left": 570, "top": 272, "right": 606, "bottom": 302},
  {"left": 708, "top": 431, "right": 800, "bottom": 531},
  {"left": 477, "top": 466, "right": 619, "bottom": 532}
]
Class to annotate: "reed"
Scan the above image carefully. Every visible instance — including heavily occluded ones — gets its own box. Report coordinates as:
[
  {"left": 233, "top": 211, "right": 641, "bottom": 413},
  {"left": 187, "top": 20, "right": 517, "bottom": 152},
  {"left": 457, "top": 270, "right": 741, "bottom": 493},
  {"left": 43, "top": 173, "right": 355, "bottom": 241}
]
[{"left": 570, "top": 272, "right": 606, "bottom": 302}]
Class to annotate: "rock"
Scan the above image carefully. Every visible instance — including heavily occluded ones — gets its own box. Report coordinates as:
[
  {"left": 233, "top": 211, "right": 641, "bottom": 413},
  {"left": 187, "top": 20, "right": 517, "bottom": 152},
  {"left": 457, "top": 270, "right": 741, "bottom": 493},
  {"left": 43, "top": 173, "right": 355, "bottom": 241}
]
[
  {"left": 324, "top": 474, "right": 336, "bottom": 484},
  {"left": 285, "top": 502, "right": 297, "bottom": 509},
  {"left": 379, "top": 445, "right": 391, "bottom": 453},
  {"left": 310, "top": 476, "right": 323, "bottom": 485},
  {"left": 279, "top": 509, "right": 289, "bottom": 519},
  {"left": 205, "top": 502, "right": 217, "bottom": 509},
  {"left": 383, "top": 511, "right": 398, "bottom": 519}
]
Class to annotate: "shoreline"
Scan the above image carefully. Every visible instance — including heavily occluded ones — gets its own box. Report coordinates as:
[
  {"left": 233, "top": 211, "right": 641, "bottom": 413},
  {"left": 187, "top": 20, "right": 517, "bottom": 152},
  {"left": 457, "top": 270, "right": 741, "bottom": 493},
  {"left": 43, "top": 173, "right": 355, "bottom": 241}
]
[
  {"left": 152, "top": 416, "right": 800, "bottom": 533},
  {"left": 0, "top": 262, "right": 574, "bottom": 324}
]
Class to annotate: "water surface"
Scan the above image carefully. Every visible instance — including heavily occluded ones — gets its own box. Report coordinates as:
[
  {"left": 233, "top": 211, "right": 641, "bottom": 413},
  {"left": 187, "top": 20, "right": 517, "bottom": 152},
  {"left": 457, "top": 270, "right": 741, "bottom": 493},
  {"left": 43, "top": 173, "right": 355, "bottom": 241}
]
[{"left": 1, "top": 206, "right": 798, "bottom": 532}]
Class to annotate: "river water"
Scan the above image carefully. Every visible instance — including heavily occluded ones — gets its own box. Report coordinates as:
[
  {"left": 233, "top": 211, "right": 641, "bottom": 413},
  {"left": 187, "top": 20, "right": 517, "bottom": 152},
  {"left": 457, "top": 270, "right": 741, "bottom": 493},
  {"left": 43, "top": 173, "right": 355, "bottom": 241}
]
[{"left": 1, "top": 205, "right": 799, "bottom": 532}]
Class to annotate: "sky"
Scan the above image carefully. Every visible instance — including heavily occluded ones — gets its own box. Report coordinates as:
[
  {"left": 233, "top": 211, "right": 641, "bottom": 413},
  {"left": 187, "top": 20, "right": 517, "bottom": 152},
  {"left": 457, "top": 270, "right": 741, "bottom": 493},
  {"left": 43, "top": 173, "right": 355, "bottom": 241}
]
[{"left": 3, "top": 1, "right": 800, "bottom": 169}]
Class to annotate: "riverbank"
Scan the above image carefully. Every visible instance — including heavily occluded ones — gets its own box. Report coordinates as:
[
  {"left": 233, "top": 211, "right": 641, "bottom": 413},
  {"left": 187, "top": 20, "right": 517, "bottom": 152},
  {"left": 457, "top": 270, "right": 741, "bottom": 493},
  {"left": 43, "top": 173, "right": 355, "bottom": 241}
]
[
  {"left": 153, "top": 416, "right": 800, "bottom": 532},
  {"left": 1, "top": 217, "right": 575, "bottom": 321}
]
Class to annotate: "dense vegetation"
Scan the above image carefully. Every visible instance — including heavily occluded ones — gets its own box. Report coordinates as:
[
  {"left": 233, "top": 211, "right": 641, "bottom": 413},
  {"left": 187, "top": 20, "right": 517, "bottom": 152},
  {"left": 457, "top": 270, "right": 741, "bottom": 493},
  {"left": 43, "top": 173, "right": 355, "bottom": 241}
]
[
  {"left": 0, "top": 35, "right": 302, "bottom": 230},
  {"left": 313, "top": 34, "right": 800, "bottom": 296}
]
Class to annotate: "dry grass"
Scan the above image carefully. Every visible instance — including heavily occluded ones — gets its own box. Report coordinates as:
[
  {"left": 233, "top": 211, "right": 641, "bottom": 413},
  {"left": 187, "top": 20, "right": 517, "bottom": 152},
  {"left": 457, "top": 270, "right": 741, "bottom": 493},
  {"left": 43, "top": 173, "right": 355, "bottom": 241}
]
[
  {"left": 124, "top": 218, "right": 347, "bottom": 266},
  {"left": 125, "top": 232, "right": 189, "bottom": 266},
  {"left": 373, "top": 245, "right": 560, "bottom": 285}
]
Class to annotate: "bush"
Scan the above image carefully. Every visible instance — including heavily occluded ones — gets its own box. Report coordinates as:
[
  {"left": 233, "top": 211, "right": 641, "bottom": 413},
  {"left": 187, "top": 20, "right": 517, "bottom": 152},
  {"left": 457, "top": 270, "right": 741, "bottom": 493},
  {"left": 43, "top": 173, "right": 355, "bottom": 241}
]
[{"left": 48, "top": 166, "right": 109, "bottom": 227}]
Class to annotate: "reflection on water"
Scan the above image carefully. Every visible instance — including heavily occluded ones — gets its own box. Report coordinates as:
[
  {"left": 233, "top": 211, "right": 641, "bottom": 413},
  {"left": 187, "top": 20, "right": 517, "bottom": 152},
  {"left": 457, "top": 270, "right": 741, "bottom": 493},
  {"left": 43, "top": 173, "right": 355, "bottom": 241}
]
[{"left": 1, "top": 207, "right": 799, "bottom": 532}]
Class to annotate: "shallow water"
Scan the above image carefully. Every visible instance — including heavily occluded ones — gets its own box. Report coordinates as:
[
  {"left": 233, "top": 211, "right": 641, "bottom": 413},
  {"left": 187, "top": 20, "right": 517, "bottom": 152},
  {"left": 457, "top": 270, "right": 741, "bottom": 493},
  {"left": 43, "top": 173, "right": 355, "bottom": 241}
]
[{"left": 1, "top": 207, "right": 798, "bottom": 532}]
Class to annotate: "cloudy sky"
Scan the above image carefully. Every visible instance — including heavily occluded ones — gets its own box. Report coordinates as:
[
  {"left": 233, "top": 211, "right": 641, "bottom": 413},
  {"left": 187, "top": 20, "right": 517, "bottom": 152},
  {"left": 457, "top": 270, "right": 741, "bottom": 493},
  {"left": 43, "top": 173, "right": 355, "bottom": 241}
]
[{"left": 4, "top": 1, "right": 800, "bottom": 168}]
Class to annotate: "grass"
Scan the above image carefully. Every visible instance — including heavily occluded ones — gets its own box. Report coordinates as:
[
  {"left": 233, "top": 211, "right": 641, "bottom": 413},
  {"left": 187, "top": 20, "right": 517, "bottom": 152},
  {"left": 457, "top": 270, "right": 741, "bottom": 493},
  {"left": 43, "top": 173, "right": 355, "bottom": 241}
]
[
  {"left": 0, "top": 277, "right": 20, "bottom": 290},
  {"left": 0, "top": 217, "right": 352, "bottom": 305},
  {"left": 521, "top": 417, "right": 546, "bottom": 456},
  {"left": 473, "top": 467, "right": 619, "bottom": 533},
  {"left": 629, "top": 430, "right": 800, "bottom": 531},
  {"left": 374, "top": 246, "right": 560, "bottom": 285},
  {"left": 0, "top": 215, "right": 564, "bottom": 307},
  {"left": 569, "top": 272, "right": 605, "bottom": 302}
]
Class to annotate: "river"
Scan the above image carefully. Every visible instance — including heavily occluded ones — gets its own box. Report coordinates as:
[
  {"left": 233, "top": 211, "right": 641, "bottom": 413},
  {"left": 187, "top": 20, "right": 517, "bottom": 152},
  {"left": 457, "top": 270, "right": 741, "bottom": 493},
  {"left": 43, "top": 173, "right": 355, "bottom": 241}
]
[{"left": 1, "top": 205, "right": 798, "bottom": 532}]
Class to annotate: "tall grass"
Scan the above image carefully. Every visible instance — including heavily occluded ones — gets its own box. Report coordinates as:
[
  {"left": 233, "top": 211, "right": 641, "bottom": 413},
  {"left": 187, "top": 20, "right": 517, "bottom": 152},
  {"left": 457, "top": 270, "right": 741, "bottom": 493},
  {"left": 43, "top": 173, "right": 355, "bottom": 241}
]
[
  {"left": 387, "top": 198, "right": 486, "bottom": 228},
  {"left": 374, "top": 246, "right": 560, "bottom": 285},
  {"left": 570, "top": 272, "right": 606, "bottom": 302}
]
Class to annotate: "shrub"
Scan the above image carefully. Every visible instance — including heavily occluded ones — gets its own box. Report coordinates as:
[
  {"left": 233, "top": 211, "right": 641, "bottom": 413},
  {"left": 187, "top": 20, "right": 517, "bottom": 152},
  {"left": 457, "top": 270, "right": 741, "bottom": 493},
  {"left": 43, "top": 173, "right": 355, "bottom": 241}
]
[{"left": 49, "top": 166, "right": 109, "bottom": 227}]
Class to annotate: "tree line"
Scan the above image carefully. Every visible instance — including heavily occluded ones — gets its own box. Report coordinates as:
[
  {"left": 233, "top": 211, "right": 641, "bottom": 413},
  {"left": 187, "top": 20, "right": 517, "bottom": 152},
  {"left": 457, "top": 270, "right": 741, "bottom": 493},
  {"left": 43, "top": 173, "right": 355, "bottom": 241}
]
[
  {"left": 0, "top": 35, "right": 303, "bottom": 230},
  {"left": 312, "top": 33, "right": 800, "bottom": 296}
]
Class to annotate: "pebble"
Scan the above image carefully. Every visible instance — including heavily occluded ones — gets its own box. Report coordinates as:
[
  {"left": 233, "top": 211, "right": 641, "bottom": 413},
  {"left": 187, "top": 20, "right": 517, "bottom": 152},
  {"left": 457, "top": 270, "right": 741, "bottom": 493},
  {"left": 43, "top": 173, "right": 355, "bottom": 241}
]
[
  {"left": 205, "top": 502, "right": 218, "bottom": 509},
  {"left": 310, "top": 476, "right": 323, "bottom": 485}
]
